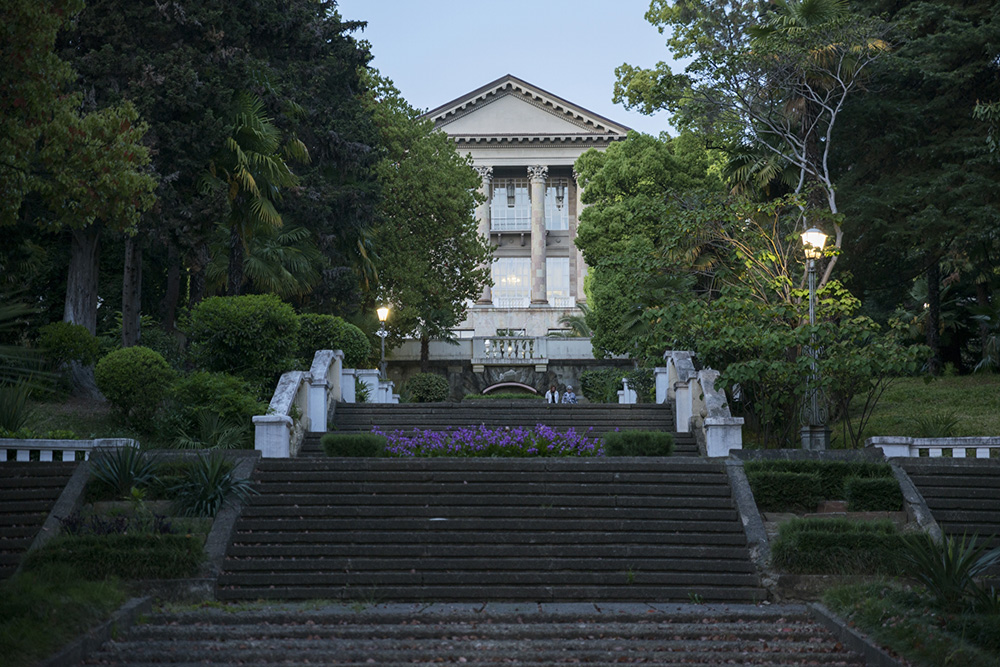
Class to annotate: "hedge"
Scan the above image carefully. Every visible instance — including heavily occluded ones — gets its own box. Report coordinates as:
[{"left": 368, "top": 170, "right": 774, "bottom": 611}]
[
  {"left": 745, "top": 470, "right": 823, "bottom": 513},
  {"left": 603, "top": 431, "right": 674, "bottom": 456},
  {"left": 321, "top": 433, "right": 387, "bottom": 457},
  {"left": 743, "top": 459, "right": 894, "bottom": 499},
  {"left": 845, "top": 476, "right": 904, "bottom": 512},
  {"left": 404, "top": 373, "right": 450, "bottom": 403},
  {"left": 770, "top": 518, "right": 907, "bottom": 574},
  {"left": 297, "top": 313, "right": 371, "bottom": 368},
  {"left": 21, "top": 534, "right": 203, "bottom": 580}
]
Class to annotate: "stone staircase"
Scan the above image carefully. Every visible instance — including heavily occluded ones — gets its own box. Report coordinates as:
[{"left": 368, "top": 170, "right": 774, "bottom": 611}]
[
  {"left": 217, "top": 457, "right": 765, "bottom": 603},
  {"left": 82, "top": 603, "right": 865, "bottom": 665},
  {"left": 0, "top": 461, "right": 78, "bottom": 579},
  {"left": 898, "top": 458, "right": 1000, "bottom": 547},
  {"left": 300, "top": 402, "right": 698, "bottom": 457}
]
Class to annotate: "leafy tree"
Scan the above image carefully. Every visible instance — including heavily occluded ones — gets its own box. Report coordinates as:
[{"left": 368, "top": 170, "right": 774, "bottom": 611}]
[
  {"left": 615, "top": 0, "right": 892, "bottom": 288},
  {"left": 363, "top": 73, "right": 491, "bottom": 367}
]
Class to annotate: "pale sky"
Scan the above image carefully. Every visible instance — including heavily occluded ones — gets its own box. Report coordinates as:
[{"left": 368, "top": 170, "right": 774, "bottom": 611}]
[{"left": 334, "top": 0, "right": 679, "bottom": 136}]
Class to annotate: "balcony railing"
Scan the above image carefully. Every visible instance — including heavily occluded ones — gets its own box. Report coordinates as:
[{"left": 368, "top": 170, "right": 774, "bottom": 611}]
[{"left": 472, "top": 336, "right": 547, "bottom": 366}]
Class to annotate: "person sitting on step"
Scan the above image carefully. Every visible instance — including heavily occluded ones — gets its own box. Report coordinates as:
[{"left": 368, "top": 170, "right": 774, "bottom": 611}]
[
  {"left": 544, "top": 384, "right": 560, "bottom": 404},
  {"left": 561, "top": 385, "right": 578, "bottom": 404}
]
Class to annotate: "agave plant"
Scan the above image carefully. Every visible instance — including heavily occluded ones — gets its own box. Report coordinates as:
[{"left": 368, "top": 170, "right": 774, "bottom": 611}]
[
  {"left": 902, "top": 532, "right": 1000, "bottom": 611},
  {"left": 170, "top": 453, "right": 257, "bottom": 518},
  {"left": 89, "top": 444, "right": 160, "bottom": 499},
  {"left": 173, "top": 410, "right": 250, "bottom": 450}
]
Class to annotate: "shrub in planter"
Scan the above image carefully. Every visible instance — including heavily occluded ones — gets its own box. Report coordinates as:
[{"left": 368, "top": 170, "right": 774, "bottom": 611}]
[
  {"left": 603, "top": 431, "right": 674, "bottom": 456},
  {"left": 297, "top": 313, "right": 371, "bottom": 367},
  {"left": 21, "top": 533, "right": 203, "bottom": 580},
  {"left": 845, "top": 476, "right": 904, "bottom": 512},
  {"left": 321, "top": 433, "right": 387, "bottom": 457},
  {"left": 746, "top": 470, "right": 822, "bottom": 513},
  {"left": 94, "top": 346, "right": 174, "bottom": 425},
  {"left": 187, "top": 294, "right": 300, "bottom": 395},
  {"left": 169, "top": 453, "right": 257, "bottom": 517},
  {"left": 88, "top": 444, "right": 160, "bottom": 500},
  {"left": 37, "top": 321, "right": 100, "bottom": 368},
  {"left": 404, "top": 373, "right": 449, "bottom": 403},
  {"left": 743, "top": 460, "right": 893, "bottom": 500}
]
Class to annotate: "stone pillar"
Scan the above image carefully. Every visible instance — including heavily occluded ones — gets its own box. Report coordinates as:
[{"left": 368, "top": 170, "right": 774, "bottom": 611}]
[
  {"left": 573, "top": 169, "right": 587, "bottom": 303},
  {"left": 475, "top": 166, "right": 493, "bottom": 305},
  {"left": 528, "top": 165, "right": 548, "bottom": 306}
]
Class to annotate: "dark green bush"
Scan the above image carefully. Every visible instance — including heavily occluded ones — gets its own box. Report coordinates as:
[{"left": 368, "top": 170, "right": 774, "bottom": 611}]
[
  {"left": 579, "top": 369, "right": 621, "bottom": 403},
  {"left": 37, "top": 321, "right": 100, "bottom": 367},
  {"left": 743, "top": 459, "right": 893, "bottom": 499},
  {"left": 603, "top": 431, "right": 674, "bottom": 456},
  {"left": 845, "top": 476, "right": 904, "bottom": 512},
  {"left": 187, "top": 294, "right": 300, "bottom": 395},
  {"left": 321, "top": 433, "right": 387, "bottom": 457},
  {"left": 623, "top": 368, "right": 655, "bottom": 403},
  {"left": 298, "top": 313, "right": 371, "bottom": 368},
  {"left": 770, "top": 518, "right": 906, "bottom": 574},
  {"left": 404, "top": 373, "right": 450, "bottom": 403},
  {"left": 746, "top": 470, "right": 823, "bottom": 512},
  {"left": 94, "top": 347, "right": 174, "bottom": 425},
  {"left": 168, "top": 371, "right": 266, "bottom": 433},
  {"left": 21, "top": 534, "right": 203, "bottom": 580}
]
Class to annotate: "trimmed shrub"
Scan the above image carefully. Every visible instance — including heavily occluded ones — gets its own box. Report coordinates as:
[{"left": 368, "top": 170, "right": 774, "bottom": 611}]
[
  {"left": 746, "top": 470, "right": 823, "bottom": 513},
  {"left": 37, "top": 321, "right": 100, "bottom": 367},
  {"left": 603, "top": 431, "right": 674, "bottom": 456},
  {"left": 770, "top": 518, "right": 907, "bottom": 574},
  {"left": 297, "top": 313, "right": 371, "bottom": 368},
  {"left": 21, "top": 533, "right": 203, "bottom": 580},
  {"left": 845, "top": 476, "right": 904, "bottom": 512},
  {"left": 187, "top": 294, "right": 300, "bottom": 395},
  {"left": 169, "top": 371, "right": 266, "bottom": 432},
  {"left": 322, "top": 433, "right": 387, "bottom": 457},
  {"left": 743, "top": 459, "right": 893, "bottom": 500},
  {"left": 94, "top": 346, "right": 174, "bottom": 425},
  {"left": 579, "top": 369, "right": 621, "bottom": 403},
  {"left": 404, "top": 373, "right": 450, "bottom": 403}
]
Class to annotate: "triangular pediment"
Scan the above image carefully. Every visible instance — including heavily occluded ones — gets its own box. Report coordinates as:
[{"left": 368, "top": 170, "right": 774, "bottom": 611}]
[{"left": 424, "top": 75, "right": 630, "bottom": 140}]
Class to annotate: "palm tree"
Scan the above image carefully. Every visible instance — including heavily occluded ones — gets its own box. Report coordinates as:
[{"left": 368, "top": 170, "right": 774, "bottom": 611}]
[{"left": 201, "top": 93, "right": 309, "bottom": 296}]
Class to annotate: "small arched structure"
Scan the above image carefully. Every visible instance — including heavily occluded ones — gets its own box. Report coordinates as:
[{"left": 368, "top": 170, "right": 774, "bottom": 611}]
[{"left": 482, "top": 381, "right": 538, "bottom": 395}]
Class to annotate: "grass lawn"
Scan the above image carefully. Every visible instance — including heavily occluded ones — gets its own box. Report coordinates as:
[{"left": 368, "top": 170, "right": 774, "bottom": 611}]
[
  {"left": 24, "top": 395, "right": 174, "bottom": 448},
  {"left": 830, "top": 374, "right": 1000, "bottom": 447}
]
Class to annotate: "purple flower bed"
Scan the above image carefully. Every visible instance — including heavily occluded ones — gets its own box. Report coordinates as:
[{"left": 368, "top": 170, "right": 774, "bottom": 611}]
[{"left": 373, "top": 424, "right": 603, "bottom": 458}]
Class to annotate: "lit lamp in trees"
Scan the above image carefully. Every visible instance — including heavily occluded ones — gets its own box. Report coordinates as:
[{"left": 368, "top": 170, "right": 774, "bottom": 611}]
[
  {"left": 376, "top": 306, "right": 390, "bottom": 380},
  {"left": 801, "top": 228, "right": 830, "bottom": 450}
]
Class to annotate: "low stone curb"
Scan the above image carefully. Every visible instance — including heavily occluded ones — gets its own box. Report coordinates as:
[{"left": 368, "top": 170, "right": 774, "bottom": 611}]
[
  {"left": 37, "top": 596, "right": 152, "bottom": 667},
  {"left": 809, "top": 602, "right": 906, "bottom": 667}
]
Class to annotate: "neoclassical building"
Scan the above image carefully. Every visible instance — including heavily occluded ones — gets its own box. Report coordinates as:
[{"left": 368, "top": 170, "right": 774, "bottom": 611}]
[{"left": 423, "top": 75, "right": 629, "bottom": 338}]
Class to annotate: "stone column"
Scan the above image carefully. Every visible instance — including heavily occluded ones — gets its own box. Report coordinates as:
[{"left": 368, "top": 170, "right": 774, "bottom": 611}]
[
  {"left": 572, "top": 169, "right": 588, "bottom": 303},
  {"left": 474, "top": 166, "right": 493, "bottom": 305},
  {"left": 528, "top": 165, "right": 548, "bottom": 306}
]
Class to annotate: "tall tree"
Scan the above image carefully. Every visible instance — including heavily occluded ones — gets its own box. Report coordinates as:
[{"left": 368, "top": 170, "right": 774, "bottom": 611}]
[
  {"left": 363, "top": 73, "right": 492, "bottom": 367},
  {"left": 615, "top": 0, "right": 891, "bottom": 288}
]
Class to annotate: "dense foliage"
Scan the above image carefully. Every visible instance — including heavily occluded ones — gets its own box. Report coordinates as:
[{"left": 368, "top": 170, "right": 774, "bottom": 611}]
[
  {"left": 93, "top": 347, "right": 174, "bottom": 426},
  {"left": 403, "top": 373, "right": 451, "bottom": 403}
]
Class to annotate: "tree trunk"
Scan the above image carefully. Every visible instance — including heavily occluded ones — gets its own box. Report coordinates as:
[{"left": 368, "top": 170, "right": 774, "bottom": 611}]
[
  {"left": 976, "top": 280, "right": 991, "bottom": 365},
  {"left": 162, "top": 243, "right": 181, "bottom": 333},
  {"left": 926, "top": 261, "right": 941, "bottom": 375},
  {"left": 189, "top": 243, "right": 209, "bottom": 306},
  {"left": 420, "top": 335, "right": 430, "bottom": 372},
  {"left": 64, "top": 225, "right": 103, "bottom": 398},
  {"left": 227, "top": 226, "right": 244, "bottom": 296},
  {"left": 121, "top": 235, "right": 143, "bottom": 347}
]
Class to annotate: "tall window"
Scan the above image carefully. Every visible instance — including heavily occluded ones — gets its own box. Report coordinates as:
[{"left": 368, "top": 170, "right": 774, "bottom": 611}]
[
  {"left": 545, "top": 179, "right": 569, "bottom": 230},
  {"left": 491, "top": 257, "right": 530, "bottom": 307},
  {"left": 490, "top": 179, "right": 530, "bottom": 231},
  {"left": 546, "top": 257, "right": 572, "bottom": 307}
]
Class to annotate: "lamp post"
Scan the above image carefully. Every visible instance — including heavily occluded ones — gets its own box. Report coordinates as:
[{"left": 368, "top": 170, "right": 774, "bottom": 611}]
[
  {"left": 376, "top": 306, "right": 390, "bottom": 381},
  {"left": 800, "top": 228, "right": 830, "bottom": 450}
]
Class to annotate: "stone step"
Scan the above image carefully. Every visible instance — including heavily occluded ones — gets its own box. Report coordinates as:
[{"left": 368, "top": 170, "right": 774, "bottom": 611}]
[
  {"left": 84, "top": 604, "right": 865, "bottom": 665},
  {"left": 0, "top": 462, "right": 77, "bottom": 579},
  {"left": 899, "top": 459, "right": 1000, "bottom": 547},
  {"left": 218, "top": 458, "right": 764, "bottom": 603}
]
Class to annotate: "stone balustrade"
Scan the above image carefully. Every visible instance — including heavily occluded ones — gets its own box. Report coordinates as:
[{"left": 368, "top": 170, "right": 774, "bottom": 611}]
[
  {"left": 472, "top": 336, "right": 548, "bottom": 372},
  {"left": 0, "top": 437, "right": 135, "bottom": 462},
  {"left": 868, "top": 436, "right": 1000, "bottom": 459},
  {"left": 658, "top": 351, "right": 744, "bottom": 458}
]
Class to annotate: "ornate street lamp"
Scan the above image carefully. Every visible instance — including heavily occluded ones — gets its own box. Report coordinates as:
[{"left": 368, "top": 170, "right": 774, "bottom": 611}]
[
  {"left": 376, "top": 306, "right": 390, "bottom": 380},
  {"left": 800, "top": 228, "right": 830, "bottom": 450}
]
